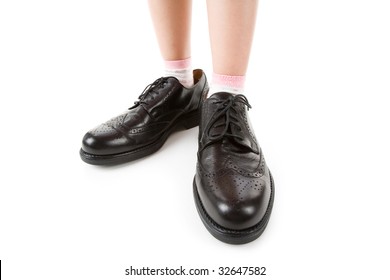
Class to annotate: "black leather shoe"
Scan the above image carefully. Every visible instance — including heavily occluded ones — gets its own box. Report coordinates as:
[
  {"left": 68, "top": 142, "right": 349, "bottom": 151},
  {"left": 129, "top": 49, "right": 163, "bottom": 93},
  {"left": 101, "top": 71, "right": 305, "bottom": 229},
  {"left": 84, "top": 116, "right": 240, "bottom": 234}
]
[
  {"left": 193, "top": 92, "right": 275, "bottom": 244},
  {"left": 80, "top": 69, "right": 208, "bottom": 165}
]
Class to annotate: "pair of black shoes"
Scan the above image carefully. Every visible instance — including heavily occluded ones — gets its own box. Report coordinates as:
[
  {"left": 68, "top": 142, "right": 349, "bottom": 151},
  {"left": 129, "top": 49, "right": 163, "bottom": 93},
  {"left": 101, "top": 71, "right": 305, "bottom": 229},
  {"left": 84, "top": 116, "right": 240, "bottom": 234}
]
[{"left": 80, "top": 69, "right": 274, "bottom": 244}]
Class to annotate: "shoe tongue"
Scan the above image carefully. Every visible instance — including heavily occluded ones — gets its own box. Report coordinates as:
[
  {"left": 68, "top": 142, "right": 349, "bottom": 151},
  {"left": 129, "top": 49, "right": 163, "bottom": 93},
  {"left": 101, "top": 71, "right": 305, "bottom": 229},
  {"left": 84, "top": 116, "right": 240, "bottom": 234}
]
[
  {"left": 202, "top": 91, "right": 235, "bottom": 125},
  {"left": 201, "top": 92, "right": 234, "bottom": 120},
  {"left": 201, "top": 92, "right": 259, "bottom": 154},
  {"left": 207, "top": 91, "right": 234, "bottom": 101}
]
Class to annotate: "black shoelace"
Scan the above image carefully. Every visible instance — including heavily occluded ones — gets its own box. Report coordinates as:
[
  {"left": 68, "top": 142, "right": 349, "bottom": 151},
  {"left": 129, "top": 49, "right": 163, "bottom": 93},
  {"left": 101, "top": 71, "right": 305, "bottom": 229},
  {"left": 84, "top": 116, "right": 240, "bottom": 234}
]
[
  {"left": 130, "top": 77, "right": 168, "bottom": 108},
  {"left": 201, "top": 94, "right": 252, "bottom": 151}
]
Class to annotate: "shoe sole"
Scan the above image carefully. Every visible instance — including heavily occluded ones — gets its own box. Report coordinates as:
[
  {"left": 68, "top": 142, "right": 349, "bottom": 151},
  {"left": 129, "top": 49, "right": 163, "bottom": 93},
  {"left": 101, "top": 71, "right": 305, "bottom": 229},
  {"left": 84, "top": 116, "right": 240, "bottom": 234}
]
[
  {"left": 80, "top": 110, "right": 199, "bottom": 165},
  {"left": 193, "top": 170, "right": 275, "bottom": 245}
]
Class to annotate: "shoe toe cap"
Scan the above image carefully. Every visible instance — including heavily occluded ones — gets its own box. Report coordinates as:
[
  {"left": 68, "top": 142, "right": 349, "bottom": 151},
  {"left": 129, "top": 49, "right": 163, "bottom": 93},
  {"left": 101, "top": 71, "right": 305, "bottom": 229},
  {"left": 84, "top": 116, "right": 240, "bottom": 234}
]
[
  {"left": 196, "top": 172, "right": 271, "bottom": 230},
  {"left": 81, "top": 124, "right": 127, "bottom": 155},
  {"left": 213, "top": 200, "right": 262, "bottom": 230}
]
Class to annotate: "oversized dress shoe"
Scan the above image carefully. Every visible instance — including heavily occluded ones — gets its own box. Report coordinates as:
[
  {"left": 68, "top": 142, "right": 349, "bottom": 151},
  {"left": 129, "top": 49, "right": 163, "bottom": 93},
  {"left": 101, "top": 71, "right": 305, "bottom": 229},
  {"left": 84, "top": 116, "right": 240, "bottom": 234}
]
[
  {"left": 80, "top": 69, "right": 208, "bottom": 165},
  {"left": 193, "top": 92, "right": 275, "bottom": 244}
]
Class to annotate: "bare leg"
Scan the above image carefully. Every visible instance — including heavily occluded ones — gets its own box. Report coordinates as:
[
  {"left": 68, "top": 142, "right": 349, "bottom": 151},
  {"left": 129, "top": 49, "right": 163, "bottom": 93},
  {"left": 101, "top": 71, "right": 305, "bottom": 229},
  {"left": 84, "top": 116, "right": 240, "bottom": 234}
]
[
  {"left": 148, "top": 0, "right": 192, "bottom": 61},
  {"left": 206, "top": 0, "right": 258, "bottom": 76}
]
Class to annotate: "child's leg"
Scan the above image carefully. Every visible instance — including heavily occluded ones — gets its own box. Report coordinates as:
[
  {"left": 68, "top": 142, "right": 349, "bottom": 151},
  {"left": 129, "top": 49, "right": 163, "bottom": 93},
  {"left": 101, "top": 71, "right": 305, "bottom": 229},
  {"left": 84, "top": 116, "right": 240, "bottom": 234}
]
[
  {"left": 194, "top": 0, "right": 274, "bottom": 244},
  {"left": 148, "top": 0, "right": 193, "bottom": 87},
  {"left": 206, "top": 0, "right": 258, "bottom": 94}
]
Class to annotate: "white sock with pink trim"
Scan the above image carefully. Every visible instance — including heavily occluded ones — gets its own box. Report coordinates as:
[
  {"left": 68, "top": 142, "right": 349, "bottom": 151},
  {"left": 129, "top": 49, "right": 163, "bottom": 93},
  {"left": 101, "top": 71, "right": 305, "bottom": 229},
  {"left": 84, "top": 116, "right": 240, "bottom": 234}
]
[
  {"left": 164, "top": 58, "right": 193, "bottom": 88},
  {"left": 209, "top": 73, "right": 246, "bottom": 96}
]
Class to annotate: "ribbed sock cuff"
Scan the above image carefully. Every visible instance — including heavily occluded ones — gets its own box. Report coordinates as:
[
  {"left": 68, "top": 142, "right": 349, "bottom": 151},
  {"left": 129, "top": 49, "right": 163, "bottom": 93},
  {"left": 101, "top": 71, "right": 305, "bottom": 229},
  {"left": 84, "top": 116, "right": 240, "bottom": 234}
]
[{"left": 209, "top": 73, "right": 246, "bottom": 95}]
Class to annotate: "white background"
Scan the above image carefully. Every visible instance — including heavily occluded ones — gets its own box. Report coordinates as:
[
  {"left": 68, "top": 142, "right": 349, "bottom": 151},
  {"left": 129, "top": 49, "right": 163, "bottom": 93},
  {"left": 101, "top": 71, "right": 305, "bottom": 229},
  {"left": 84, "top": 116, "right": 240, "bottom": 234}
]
[{"left": 1, "top": 0, "right": 390, "bottom": 279}]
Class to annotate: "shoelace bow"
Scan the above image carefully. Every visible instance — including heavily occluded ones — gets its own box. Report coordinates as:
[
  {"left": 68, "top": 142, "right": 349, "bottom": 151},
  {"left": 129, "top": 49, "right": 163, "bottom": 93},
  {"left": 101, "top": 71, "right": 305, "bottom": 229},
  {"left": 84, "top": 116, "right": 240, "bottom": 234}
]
[
  {"left": 201, "top": 94, "right": 252, "bottom": 150},
  {"left": 130, "top": 77, "right": 168, "bottom": 108}
]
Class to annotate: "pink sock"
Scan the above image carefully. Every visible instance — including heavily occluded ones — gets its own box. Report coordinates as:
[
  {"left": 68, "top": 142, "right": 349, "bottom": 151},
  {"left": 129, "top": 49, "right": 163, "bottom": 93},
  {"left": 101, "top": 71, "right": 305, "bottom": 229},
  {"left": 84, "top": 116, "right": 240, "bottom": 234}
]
[
  {"left": 164, "top": 58, "right": 194, "bottom": 88},
  {"left": 209, "top": 73, "right": 246, "bottom": 96}
]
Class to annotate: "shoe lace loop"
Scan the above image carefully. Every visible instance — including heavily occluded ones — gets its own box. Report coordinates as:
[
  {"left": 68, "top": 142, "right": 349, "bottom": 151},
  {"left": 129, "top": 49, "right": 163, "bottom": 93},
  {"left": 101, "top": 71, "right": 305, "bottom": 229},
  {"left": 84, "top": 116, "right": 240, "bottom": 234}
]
[
  {"left": 202, "top": 94, "right": 251, "bottom": 147},
  {"left": 130, "top": 77, "right": 168, "bottom": 108}
]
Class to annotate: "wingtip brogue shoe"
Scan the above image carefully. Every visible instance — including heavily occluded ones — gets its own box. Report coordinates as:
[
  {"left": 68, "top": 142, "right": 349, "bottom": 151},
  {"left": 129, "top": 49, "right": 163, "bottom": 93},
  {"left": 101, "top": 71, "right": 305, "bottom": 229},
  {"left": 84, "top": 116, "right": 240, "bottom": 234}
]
[
  {"left": 80, "top": 69, "right": 208, "bottom": 165},
  {"left": 193, "top": 92, "right": 275, "bottom": 244}
]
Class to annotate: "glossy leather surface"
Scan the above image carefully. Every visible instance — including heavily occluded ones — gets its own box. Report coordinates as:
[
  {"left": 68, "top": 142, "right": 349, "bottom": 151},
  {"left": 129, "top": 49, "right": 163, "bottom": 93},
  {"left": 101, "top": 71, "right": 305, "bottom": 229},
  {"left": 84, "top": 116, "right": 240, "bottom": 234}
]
[
  {"left": 195, "top": 92, "right": 272, "bottom": 230},
  {"left": 81, "top": 69, "right": 208, "bottom": 156}
]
